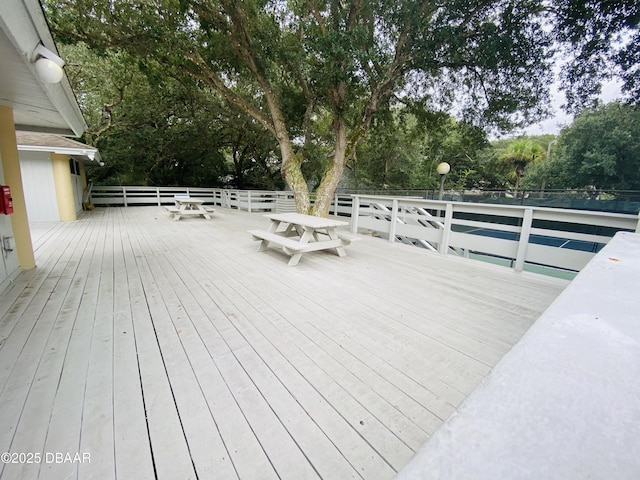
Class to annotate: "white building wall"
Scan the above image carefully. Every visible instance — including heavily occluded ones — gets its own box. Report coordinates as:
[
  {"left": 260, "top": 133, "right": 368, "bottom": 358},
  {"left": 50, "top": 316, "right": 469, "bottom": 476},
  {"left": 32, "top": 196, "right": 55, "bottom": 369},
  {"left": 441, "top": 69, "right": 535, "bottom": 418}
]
[{"left": 19, "top": 151, "right": 59, "bottom": 222}]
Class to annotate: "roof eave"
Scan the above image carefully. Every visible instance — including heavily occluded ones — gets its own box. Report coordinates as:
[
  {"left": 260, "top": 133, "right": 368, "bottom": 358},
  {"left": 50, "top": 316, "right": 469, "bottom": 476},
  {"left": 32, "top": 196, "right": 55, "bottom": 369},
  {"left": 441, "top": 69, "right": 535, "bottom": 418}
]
[
  {"left": 18, "top": 144, "right": 101, "bottom": 163},
  {"left": 0, "top": 0, "right": 87, "bottom": 137}
]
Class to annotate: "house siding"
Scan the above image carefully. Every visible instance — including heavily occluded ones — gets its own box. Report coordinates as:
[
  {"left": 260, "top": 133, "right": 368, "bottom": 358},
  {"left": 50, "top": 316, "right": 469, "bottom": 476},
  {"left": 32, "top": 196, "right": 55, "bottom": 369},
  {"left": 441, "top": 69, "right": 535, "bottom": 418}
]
[{"left": 20, "top": 152, "right": 59, "bottom": 222}]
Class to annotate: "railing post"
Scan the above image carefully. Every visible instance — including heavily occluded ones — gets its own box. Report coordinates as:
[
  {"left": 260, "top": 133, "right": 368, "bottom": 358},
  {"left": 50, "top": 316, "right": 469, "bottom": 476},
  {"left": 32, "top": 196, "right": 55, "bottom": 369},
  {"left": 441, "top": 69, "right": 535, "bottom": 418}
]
[
  {"left": 351, "top": 196, "right": 360, "bottom": 233},
  {"left": 247, "top": 191, "right": 252, "bottom": 213},
  {"left": 514, "top": 208, "right": 534, "bottom": 272},
  {"left": 156, "top": 187, "right": 161, "bottom": 206},
  {"left": 636, "top": 211, "right": 640, "bottom": 233},
  {"left": 122, "top": 186, "right": 128, "bottom": 207},
  {"left": 439, "top": 203, "right": 454, "bottom": 255},
  {"left": 389, "top": 199, "right": 399, "bottom": 243}
]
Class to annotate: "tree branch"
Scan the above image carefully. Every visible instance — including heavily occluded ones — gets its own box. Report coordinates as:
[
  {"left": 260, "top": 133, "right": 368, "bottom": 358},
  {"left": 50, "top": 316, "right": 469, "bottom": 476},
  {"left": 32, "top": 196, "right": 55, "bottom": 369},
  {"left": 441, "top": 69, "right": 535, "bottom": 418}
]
[{"left": 189, "top": 52, "right": 276, "bottom": 135}]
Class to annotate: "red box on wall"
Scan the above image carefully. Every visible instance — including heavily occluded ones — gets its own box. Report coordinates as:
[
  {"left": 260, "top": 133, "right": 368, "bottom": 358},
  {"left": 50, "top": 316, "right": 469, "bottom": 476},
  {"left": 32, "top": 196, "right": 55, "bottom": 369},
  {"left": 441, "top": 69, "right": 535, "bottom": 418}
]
[{"left": 0, "top": 185, "right": 14, "bottom": 214}]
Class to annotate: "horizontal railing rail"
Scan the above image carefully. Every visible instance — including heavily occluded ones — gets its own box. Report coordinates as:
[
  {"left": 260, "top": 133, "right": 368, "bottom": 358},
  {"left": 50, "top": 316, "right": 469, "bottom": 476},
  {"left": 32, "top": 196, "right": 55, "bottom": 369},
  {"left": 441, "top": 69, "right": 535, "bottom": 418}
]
[{"left": 351, "top": 194, "right": 640, "bottom": 275}]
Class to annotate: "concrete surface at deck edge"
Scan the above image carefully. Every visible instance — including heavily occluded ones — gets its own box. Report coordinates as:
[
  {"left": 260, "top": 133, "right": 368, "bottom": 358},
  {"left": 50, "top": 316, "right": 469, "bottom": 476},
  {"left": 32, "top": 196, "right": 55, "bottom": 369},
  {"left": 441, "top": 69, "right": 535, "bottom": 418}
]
[{"left": 396, "top": 231, "right": 640, "bottom": 480}]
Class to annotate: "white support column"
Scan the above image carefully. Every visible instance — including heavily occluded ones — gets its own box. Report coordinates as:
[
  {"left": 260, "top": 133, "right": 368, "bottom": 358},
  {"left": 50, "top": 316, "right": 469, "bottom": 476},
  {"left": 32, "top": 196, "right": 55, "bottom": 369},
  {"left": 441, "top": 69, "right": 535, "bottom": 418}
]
[
  {"left": 438, "top": 203, "right": 454, "bottom": 255},
  {"left": 514, "top": 208, "right": 534, "bottom": 272},
  {"left": 122, "top": 186, "right": 128, "bottom": 207},
  {"left": 51, "top": 153, "right": 76, "bottom": 221},
  {"left": 351, "top": 196, "right": 360, "bottom": 233},
  {"left": 388, "top": 199, "right": 399, "bottom": 243}
]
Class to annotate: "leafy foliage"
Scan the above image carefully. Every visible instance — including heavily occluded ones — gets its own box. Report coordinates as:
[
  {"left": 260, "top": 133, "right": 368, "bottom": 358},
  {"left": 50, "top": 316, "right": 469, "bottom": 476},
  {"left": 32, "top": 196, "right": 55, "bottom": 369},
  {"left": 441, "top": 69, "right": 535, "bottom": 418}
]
[
  {"left": 499, "top": 138, "right": 546, "bottom": 193},
  {"left": 61, "top": 43, "right": 285, "bottom": 187},
  {"left": 555, "top": 102, "right": 640, "bottom": 190},
  {"left": 554, "top": 0, "right": 640, "bottom": 109},
  {"left": 45, "top": 0, "right": 639, "bottom": 206},
  {"left": 45, "top": 0, "right": 565, "bottom": 214}
]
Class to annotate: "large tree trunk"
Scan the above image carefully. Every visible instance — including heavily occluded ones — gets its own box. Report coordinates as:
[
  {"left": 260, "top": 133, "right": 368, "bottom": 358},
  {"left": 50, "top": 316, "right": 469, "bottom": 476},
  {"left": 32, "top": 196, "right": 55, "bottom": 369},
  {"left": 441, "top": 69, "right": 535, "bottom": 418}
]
[
  {"left": 259, "top": 83, "right": 312, "bottom": 214},
  {"left": 514, "top": 170, "right": 523, "bottom": 196},
  {"left": 280, "top": 144, "right": 311, "bottom": 214},
  {"left": 312, "top": 116, "right": 347, "bottom": 217}
]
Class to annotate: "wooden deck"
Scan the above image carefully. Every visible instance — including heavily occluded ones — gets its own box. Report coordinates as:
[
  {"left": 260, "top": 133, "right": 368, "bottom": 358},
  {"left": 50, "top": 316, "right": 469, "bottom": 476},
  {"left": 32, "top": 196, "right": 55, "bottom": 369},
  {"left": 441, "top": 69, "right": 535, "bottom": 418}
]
[{"left": 0, "top": 206, "right": 568, "bottom": 480}]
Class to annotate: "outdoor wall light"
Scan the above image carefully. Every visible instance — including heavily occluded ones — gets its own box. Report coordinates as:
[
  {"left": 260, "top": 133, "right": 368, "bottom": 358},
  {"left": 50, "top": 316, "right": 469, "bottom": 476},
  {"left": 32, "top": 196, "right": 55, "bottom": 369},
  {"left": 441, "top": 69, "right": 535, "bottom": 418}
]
[
  {"left": 32, "top": 43, "right": 65, "bottom": 84},
  {"left": 437, "top": 162, "right": 450, "bottom": 201}
]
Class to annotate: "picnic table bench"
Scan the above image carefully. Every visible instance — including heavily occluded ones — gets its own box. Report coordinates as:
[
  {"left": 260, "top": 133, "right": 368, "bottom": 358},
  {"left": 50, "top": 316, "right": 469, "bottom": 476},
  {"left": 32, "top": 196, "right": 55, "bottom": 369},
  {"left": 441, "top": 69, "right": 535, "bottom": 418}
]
[
  {"left": 166, "top": 197, "right": 214, "bottom": 220},
  {"left": 249, "top": 212, "right": 355, "bottom": 266}
]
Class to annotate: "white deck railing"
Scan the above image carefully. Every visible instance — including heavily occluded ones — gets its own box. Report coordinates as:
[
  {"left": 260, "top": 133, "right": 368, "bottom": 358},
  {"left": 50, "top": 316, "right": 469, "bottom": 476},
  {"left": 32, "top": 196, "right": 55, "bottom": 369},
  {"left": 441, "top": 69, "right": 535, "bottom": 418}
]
[
  {"left": 90, "top": 185, "right": 286, "bottom": 211},
  {"left": 351, "top": 194, "right": 640, "bottom": 274},
  {"left": 89, "top": 186, "right": 639, "bottom": 274},
  {"left": 89, "top": 185, "right": 354, "bottom": 215}
]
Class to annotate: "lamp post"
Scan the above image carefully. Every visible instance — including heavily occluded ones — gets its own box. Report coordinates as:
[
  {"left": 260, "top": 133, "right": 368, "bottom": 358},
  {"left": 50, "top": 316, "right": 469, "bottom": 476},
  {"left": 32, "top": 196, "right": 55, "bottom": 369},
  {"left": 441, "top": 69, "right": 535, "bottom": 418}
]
[
  {"left": 436, "top": 162, "right": 450, "bottom": 201},
  {"left": 541, "top": 139, "right": 557, "bottom": 197}
]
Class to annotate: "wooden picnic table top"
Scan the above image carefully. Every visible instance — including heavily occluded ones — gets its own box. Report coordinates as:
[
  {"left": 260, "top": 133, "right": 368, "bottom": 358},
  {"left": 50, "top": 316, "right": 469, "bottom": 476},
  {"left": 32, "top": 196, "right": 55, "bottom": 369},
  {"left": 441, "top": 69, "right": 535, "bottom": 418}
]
[
  {"left": 176, "top": 197, "right": 205, "bottom": 204},
  {"left": 264, "top": 212, "right": 349, "bottom": 229}
]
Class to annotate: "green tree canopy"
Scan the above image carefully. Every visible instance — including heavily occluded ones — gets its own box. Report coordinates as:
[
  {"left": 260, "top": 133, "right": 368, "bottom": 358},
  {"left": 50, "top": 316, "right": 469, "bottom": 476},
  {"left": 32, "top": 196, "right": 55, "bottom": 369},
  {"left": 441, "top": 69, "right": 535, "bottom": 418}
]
[
  {"left": 46, "top": 0, "right": 639, "bottom": 214},
  {"left": 555, "top": 101, "right": 640, "bottom": 190},
  {"left": 345, "top": 109, "right": 491, "bottom": 191},
  {"left": 518, "top": 135, "right": 565, "bottom": 191},
  {"left": 62, "top": 43, "right": 229, "bottom": 186},
  {"left": 554, "top": 0, "right": 640, "bottom": 109}
]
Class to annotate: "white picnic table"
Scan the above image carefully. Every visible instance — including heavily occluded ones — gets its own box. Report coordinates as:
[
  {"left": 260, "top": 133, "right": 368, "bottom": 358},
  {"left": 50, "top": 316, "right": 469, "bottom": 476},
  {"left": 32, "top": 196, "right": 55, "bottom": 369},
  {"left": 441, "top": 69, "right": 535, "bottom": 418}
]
[
  {"left": 249, "top": 212, "right": 355, "bottom": 266},
  {"left": 165, "top": 197, "right": 214, "bottom": 220}
]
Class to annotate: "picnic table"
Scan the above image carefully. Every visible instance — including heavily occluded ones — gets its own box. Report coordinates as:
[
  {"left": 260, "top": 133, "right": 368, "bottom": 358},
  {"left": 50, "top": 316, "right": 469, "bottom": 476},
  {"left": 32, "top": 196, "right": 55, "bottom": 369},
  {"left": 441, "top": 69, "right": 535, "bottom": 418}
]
[
  {"left": 249, "top": 212, "right": 356, "bottom": 266},
  {"left": 165, "top": 197, "right": 214, "bottom": 220}
]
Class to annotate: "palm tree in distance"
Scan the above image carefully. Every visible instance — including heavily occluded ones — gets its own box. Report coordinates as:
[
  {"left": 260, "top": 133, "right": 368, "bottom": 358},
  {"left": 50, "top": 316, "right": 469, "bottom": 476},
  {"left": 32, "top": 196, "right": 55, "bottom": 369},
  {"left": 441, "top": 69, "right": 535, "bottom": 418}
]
[{"left": 500, "top": 138, "right": 546, "bottom": 196}]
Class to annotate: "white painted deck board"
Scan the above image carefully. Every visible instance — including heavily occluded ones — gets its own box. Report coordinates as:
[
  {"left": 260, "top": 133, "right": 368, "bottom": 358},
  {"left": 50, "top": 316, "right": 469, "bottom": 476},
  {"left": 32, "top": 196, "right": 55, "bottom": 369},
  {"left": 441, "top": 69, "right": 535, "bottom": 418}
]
[
  {"left": 0, "top": 219, "right": 96, "bottom": 463},
  {"left": 0, "top": 206, "right": 568, "bottom": 480},
  {"left": 112, "top": 214, "right": 156, "bottom": 480}
]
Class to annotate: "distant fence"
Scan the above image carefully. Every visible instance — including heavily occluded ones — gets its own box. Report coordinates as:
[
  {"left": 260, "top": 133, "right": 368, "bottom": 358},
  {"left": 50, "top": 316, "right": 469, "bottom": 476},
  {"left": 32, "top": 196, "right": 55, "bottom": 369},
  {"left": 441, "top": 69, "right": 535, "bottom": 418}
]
[
  {"left": 89, "top": 185, "right": 353, "bottom": 215},
  {"left": 89, "top": 186, "right": 640, "bottom": 275},
  {"left": 339, "top": 188, "right": 640, "bottom": 214}
]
